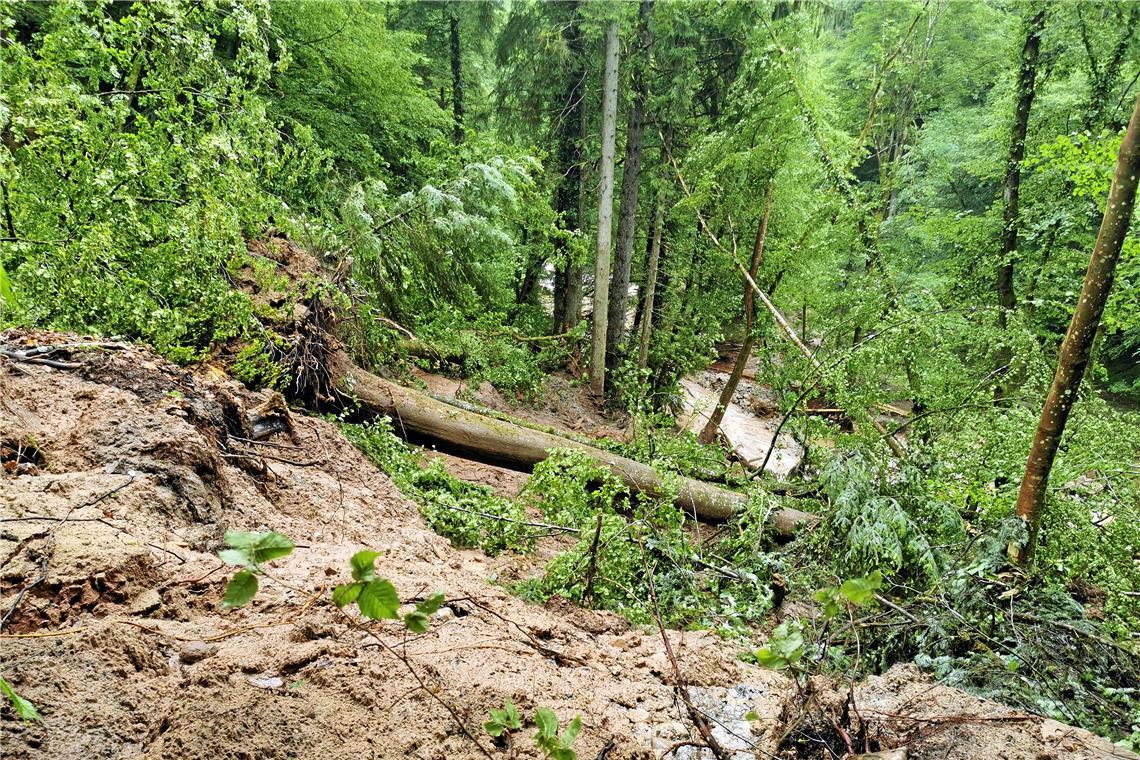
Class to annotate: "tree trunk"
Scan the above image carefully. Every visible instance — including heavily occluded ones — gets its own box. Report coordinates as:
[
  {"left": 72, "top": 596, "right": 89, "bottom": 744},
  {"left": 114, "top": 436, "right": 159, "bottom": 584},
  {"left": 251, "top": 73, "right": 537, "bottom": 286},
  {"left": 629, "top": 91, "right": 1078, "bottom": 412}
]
[
  {"left": 1011, "top": 95, "right": 1140, "bottom": 564},
  {"left": 995, "top": 8, "right": 1046, "bottom": 404},
  {"left": 328, "top": 351, "right": 815, "bottom": 534},
  {"left": 699, "top": 189, "right": 772, "bottom": 444},
  {"left": 606, "top": 1, "right": 654, "bottom": 380},
  {"left": 636, "top": 188, "right": 665, "bottom": 368},
  {"left": 449, "top": 6, "right": 464, "bottom": 144},
  {"left": 1081, "top": 3, "right": 1139, "bottom": 132},
  {"left": 590, "top": 20, "right": 620, "bottom": 397},
  {"left": 551, "top": 3, "right": 585, "bottom": 335}
]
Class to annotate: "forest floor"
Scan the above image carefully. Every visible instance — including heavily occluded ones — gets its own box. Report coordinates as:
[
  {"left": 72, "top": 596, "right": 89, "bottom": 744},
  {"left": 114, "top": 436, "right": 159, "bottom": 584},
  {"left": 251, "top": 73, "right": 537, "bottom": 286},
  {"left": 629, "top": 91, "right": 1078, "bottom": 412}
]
[{"left": 1, "top": 330, "right": 1133, "bottom": 760}]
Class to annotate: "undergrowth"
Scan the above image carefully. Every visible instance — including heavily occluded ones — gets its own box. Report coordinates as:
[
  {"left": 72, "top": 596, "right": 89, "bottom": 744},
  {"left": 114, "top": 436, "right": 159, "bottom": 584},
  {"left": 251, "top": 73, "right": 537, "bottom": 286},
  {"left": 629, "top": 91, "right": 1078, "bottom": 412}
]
[
  {"left": 340, "top": 418, "right": 533, "bottom": 554},
  {"left": 338, "top": 413, "right": 1140, "bottom": 744}
]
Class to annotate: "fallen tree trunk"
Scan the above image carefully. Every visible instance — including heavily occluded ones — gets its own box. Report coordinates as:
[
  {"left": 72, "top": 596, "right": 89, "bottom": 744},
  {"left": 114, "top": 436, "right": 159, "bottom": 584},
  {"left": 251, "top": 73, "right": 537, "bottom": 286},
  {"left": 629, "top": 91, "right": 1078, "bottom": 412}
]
[{"left": 329, "top": 352, "right": 815, "bottom": 536}]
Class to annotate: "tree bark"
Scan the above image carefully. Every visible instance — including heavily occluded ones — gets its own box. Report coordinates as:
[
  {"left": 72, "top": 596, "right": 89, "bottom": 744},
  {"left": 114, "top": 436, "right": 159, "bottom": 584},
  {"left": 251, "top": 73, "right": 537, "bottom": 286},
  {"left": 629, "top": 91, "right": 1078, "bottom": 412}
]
[
  {"left": 699, "top": 189, "right": 772, "bottom": 444},
  {"left": 328, "top": 351, "right": 815, "bottom": 534},
  {"left": 606, "top": 1, "right": 654, "bottom": 380},
  {"left": 636, "top": 188, "right": 665, "bottom": 369},
  {"left": 1080, "top": 3, "right": 1139, "bottom": 132},
  {"left": 551, "top": 3, "right": 585, "bottom": 335},
  {"left": 590, "top": 20, "right": 620, "bottom": 396},
  {"left": 995, "top": 8, "right": 1046, "bottom": 404},
  {"left": 1011, "top": 95, "right": 1140, "bottom": 564},
  {"left": 449, "top": 6, "right": 464, "bottom": 144}
]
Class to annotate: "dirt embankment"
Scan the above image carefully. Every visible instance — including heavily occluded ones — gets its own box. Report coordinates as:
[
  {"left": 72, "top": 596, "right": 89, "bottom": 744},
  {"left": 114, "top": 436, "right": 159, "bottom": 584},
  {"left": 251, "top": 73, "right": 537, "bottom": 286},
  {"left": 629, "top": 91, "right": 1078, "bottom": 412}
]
[{"left": 0, "top": 332, "right": 1130, "bottom": 760}]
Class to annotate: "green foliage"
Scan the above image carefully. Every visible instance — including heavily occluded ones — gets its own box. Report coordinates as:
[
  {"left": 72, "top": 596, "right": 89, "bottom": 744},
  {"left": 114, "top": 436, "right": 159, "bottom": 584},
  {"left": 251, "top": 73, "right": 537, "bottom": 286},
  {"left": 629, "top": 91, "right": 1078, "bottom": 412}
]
[
  {"left": 217, "top": 529, "right": 295, "bottom": 609},
  {"left": 817, "top": 451, "right": 962, "bottom": 582},
  {"left": 520, "top": 449, "right": 627, "bottom": 527},
  {"left": 1, "top": 0, "right": 303, "bottom": 359},
  {"left": 755, "top": 621, "right": 805, "bottom": 671},
  {"left": 814, "top": 570, "right": 884, "bottom": 618},
  {"left": 267, "top": 0, "right": 448, "bottom": 190},
  {"left": 0, "top": 675, "right": 40, "bottom": 723},
  {"left": 484, "top": 698, "right": 522, "bottom": 738},
  {"left": 483, "top": 701, "right": 581, "bottom": 760},
  {"left": 231, "top": 336, "right": 291, "bottom": 391},
  {"left": 533, "top": 708, "right": 581, "bottom": 760},
  {"left": 340, "top": 418, "right": 534, "bottom": 554}
]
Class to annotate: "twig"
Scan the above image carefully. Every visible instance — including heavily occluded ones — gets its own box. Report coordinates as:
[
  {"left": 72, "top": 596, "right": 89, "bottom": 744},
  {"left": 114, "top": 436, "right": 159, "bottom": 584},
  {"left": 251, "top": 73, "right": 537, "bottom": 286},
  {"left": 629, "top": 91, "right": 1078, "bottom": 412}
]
[
  {"left": 642, "top": 548, "right": 731, "bottom": 760},
  {"left": 0, "top": 626, "right": 87, "bottom": 639}
]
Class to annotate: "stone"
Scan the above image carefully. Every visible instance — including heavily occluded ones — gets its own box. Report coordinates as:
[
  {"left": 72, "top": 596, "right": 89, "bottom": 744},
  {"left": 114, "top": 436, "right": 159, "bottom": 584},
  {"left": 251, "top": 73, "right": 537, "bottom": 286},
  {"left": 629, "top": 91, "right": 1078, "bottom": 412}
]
[{"left": 129, "top": 589, "right": 162, "bottom": 615}]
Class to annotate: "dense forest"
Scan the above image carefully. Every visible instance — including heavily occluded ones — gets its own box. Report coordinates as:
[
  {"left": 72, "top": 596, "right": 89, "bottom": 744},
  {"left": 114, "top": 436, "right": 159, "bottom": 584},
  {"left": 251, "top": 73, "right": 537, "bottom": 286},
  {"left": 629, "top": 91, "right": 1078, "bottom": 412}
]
[{"left": 2, "top": 1, "right": 1140, "bottom": 758}]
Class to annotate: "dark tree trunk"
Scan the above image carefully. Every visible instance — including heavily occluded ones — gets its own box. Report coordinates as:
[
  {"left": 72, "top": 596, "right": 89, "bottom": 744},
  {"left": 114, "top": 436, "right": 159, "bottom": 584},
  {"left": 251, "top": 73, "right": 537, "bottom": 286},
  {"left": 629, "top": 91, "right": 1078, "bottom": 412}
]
[
  {"left": 636, "top": 188, "right": 665, "bottom": 368},
  {"left": 1080, "top": 3, "right": 1139, "bottom": 132},
  {"left": 995, "top": 8, "right": 1046, "bottom": 404},
  {"left": 605, "top": 0, "right": 655, "bottom": 381},
  {"left": 1012, "top": 96, "right": 1140, "bottom": 564},
  {"left": 551, "top": 4, "right": 585, "bottom": 335},
  {"left": 449, "top": 7, "right": 464, "bottom": 143}
]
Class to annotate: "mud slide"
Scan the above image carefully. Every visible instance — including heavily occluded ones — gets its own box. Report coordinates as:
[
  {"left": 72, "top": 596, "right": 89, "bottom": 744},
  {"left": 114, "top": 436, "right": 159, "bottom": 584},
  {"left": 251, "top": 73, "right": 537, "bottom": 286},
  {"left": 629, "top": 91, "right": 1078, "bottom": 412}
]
[
  {"left": 4, "top": 335, "right": 1130, "bottom": 760},
  {"left": 678, "top": 374, "right": 804, "bottom": 479}
]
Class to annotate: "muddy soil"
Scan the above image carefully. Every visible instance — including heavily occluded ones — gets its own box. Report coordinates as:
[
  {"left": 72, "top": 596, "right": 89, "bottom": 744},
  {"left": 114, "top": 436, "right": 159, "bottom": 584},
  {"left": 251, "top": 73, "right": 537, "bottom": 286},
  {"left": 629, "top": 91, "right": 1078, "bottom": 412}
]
[{"left": 0, "top": 332, "right": 1130, "bottom": 760}]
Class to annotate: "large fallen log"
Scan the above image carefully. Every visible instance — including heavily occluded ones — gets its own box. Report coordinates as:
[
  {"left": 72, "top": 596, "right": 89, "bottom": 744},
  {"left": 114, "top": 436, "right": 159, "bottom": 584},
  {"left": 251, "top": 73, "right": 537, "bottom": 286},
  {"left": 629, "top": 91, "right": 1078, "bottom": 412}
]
[{"left": 329, "top": 352, "right": 815, "bottom": 536}]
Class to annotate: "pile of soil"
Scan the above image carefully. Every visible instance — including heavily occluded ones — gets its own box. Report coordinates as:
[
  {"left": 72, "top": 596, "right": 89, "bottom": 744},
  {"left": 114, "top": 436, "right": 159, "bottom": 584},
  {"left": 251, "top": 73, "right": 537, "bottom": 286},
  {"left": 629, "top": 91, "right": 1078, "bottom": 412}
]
[{"left": 0, "top": 331, "right": 1130, "bottom": 759}]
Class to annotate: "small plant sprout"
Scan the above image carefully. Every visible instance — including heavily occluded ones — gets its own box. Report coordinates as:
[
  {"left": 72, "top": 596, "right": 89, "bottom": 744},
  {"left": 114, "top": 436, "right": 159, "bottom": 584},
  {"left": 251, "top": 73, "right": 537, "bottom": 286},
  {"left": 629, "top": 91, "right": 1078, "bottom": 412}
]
[
  {"left": 1, "top": 675, "right": 40, "bottom": 723},
  {"left": 533, "top": 707, "right": 582, "bottom": 760},
  {"left": 217, "top": 530, "right": 295, "bottom": 609},
  {"left": 483, "top": 702, "right": 582, "bottom": 759},
  {"left": 332, "top": 550, "right": 445, "bottom": 631},
  {"left": 755, "top": 620, "right": 805, "bottom": 671},
  {"left": 484, "top": 698, "right": 523, "bottom": 737}
]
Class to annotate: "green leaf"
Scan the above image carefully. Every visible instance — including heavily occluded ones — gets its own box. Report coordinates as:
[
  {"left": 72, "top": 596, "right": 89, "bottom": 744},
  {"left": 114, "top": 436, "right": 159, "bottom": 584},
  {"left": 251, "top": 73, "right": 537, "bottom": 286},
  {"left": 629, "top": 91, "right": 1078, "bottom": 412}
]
[
  {"left": 220, "top": 530, "right": 293, "bottom": 570},
  {"left": 502, "top": 698, "right": 521, "bottom": 729},
  {"left": 217, "top": 549, "right": 251, "bottom": 567},
  {"left": 744, "top": 710, "right": 760, "bottom": 721},
  {"left": 415, "top": 591, "right": 445, "bottom": 616},
  {"left": 0, "top": 263, "right": 15, "bottom": 313},
  {"left": 0, "top": 675, "right": 40, "bottom": 722},
  {"left": 484, "top": 719, "right": 506, "bottom": 738},
  {"left": 756, "top": 621, "right": 805, "bottom": 670},
  {"left": 251, "top": 532, "right": 295, "bottom": 565},
  {"left": 332, "top": 582, "right": 364, "bottom": 608},
  {"left": 534, "top": 707, "right": 558, "bottom": 740},
  {"left": 813, "top": 587, "right": 844, "bottom": 619},
  {"left": 222, "top": 570, "right": 258, "bottom": 609},
  {"left": 223, "top": 530, "right": 261, "bottom": 550},
  {"left": 349, "top": 550, "right": 382, "bottom": 581},
  {"left": 839, "top": 570, "right": 883, "bottom": 606},
  {"left": 560, "top": 715, "right": 582, "bottom": 747},
  {"left": 356, "top": 579, "right": 399, "bottom": 620},
  {"left": 403, "top": 611, "right": 429, "bottom": 633}
]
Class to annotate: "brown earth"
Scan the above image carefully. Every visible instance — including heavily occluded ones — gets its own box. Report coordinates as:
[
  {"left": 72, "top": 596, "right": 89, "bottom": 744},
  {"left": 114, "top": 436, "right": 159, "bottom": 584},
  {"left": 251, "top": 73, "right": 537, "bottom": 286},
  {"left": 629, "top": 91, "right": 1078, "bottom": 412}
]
[{"left": 0, "top": 331, "right": 1132, "bottom": 760}]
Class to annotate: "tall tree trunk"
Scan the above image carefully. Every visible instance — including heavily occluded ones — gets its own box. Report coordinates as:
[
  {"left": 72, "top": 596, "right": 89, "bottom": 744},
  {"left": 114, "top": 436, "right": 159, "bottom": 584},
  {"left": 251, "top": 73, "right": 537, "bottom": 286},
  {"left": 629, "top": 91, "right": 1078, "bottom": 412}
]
[
  {"left": 449, "top": 6, "right": 464, "bottom": 143},
  {"left": 699, "top": 189, "right": 772, "bottom": 444},
  {"left": 1011, "top": 96, "right": 1140, "bottom": 564},
  {"left": 636, "top": 188, "right": 665, "bottom": 369},
  {"left": 605, "top": 0, "right": 654, "bottom": 380},
  {"left": 995, "top": 8, "right": 1046, "bottom": 404},
  {"left": 551, "top": 4, "right": 585, "bottom": 335},
  {"left": 1080, "top": 3, "right": 1139, "bottom": 132},
  {"left": 590, "top": 20, "right": 620, "bottom": 397}
]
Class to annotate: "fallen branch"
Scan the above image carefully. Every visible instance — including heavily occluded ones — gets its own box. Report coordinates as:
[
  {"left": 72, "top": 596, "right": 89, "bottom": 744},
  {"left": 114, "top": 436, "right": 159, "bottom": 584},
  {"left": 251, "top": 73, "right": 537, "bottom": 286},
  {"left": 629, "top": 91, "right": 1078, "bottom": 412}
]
[
  {"left": 331, "top": 350, "right": 816, "bottom": 534},
  {"left": 643, "top": 549, "right": 732, "bottom": 760}
]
